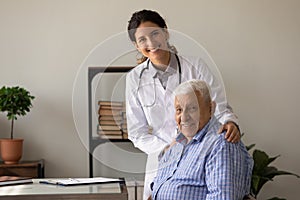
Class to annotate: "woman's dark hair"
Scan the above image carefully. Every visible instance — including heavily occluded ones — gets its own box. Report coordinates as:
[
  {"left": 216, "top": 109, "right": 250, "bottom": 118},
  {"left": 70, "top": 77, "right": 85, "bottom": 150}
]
[{"left": 127, "top": 9, "right": 167, "bottom": 42}]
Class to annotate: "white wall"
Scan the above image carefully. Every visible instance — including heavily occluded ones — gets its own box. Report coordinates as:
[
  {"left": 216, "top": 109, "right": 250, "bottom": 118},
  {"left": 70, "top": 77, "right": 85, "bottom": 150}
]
[{"left": 0, "top": 0, "right": 299, "bottom": 199}]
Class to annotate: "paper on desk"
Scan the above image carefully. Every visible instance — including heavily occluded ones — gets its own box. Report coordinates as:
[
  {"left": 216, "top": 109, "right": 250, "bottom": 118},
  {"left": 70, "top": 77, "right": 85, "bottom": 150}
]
[{"left": 39, "top": 177, "right": 122, "bottom": 186}]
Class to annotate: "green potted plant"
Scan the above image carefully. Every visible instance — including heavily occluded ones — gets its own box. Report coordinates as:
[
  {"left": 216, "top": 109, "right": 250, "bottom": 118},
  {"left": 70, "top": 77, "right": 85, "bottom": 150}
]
[
  {"left": 246, "top": 144, "right": 300, "bottom": 200},
  {"left": 0, "top": 86, "right": 35, "bottom": 164}
]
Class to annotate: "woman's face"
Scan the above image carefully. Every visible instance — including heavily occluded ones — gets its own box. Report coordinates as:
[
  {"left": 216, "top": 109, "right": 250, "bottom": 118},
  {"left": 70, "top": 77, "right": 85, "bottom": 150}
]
[{"left": 134, "top": 21, "right": 170, "bottom": 65}]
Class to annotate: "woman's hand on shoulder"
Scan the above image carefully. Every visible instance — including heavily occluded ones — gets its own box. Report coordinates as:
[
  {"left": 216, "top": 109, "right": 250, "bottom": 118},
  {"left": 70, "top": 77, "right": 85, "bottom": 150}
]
[{"left": 218, "top": 122, "right": 240, "bottom": 143}]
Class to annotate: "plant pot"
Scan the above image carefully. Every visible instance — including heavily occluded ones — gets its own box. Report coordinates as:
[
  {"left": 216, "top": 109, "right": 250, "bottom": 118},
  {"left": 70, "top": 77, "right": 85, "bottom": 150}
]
[{"left": 0, "top": 138, "right": 23, "bottom": 164}]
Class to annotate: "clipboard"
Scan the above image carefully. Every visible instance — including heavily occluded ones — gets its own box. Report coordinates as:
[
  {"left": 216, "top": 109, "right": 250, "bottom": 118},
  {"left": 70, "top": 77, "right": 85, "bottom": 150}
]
[{"left": 39, "top": 177, "right": 122, "bottom": 186}]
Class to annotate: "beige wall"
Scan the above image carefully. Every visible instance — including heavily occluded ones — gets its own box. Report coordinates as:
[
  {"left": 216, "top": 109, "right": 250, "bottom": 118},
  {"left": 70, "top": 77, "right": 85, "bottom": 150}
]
[{"left": 0, "top": 0, "right": 299, "bottom": 199}]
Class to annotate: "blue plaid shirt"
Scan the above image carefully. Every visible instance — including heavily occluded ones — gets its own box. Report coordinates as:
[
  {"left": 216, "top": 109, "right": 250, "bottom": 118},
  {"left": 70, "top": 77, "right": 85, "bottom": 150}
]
[{"left": 152, "top": 117, "right": 253, "bottom": 200}]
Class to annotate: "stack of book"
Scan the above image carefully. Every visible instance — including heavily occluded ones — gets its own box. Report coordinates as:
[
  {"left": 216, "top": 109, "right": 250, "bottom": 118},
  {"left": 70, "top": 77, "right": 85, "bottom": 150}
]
[{"left": 98, "top": 101, "right": 127, "bottom": 139}]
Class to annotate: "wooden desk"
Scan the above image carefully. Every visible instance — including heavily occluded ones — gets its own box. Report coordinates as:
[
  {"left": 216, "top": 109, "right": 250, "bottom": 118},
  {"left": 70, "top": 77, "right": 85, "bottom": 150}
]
[
  {"left": 0, "top": 179, "right": 128, "bottom": 200},
  {"left": 0, "top": 160, "right": 44, "bottom": 178}
]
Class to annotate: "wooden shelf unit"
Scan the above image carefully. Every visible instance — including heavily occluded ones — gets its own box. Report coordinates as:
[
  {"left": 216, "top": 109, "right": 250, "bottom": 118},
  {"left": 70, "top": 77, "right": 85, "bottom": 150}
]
[{"left": 88, "top": 66, "right": 134, "bottom": 177}]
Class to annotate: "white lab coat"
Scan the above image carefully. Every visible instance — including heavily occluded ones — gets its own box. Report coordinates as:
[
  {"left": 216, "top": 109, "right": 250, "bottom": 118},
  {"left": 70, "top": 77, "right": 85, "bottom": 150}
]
[{"left": 125, "top": 53, "right": 238, "bottom": 200}]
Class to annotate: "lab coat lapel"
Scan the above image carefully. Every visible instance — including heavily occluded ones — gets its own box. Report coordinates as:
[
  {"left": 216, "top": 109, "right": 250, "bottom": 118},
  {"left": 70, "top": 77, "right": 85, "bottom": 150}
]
[
  {"left": 164, "top": 73, "right": 178, "bottom": 114},
  {"left": 155, "top": 77, "right": 167, "bottom": 103}
]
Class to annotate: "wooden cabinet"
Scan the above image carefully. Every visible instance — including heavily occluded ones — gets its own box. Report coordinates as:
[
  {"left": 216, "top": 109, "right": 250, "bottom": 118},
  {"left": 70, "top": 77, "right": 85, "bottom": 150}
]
[{"left": 0, "top": 159, "right": 44, "bottom": 178}]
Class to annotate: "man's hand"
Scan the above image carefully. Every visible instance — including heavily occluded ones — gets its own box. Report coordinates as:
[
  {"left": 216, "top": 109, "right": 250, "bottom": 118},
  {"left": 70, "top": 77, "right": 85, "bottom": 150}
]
[{"left": 218, "top": 122, "right": 240, "bottom": 143}]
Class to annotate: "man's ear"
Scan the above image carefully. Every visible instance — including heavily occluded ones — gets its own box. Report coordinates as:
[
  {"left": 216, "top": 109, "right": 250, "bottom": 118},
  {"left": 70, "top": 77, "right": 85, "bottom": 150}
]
[{"left": 210, "top": 101, "right": 216, "bottom": 116}]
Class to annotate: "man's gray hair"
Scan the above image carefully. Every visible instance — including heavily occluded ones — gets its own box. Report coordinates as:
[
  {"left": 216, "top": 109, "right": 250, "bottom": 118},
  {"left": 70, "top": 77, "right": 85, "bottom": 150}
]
[{"left": 174, "top": 79, "right": 212, "bottom": 103}]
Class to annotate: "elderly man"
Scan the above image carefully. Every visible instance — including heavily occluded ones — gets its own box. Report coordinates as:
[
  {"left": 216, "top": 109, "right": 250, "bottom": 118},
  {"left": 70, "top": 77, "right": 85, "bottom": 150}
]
[{"left": 151, "top": 80, "right": 253, "bottom": 200}]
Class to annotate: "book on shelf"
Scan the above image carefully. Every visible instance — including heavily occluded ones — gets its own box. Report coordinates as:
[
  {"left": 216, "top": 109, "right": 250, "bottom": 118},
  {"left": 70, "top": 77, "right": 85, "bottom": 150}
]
[
  {"left": 99, "top": 115, "right": 123, "bottom": 122},
  {"left": 98, "top": 130, "right": 123, "bottom": 135},
  {"left": 98, "top": 124, "right": 121, "bottom": 131},
  {"left": 0, "top": 176, "right": 33, "bottom": 186},
  {"left": 98, "top": 101, "right": 123, "bottom": 107},
  {"left": 99, "top": 119, "right": 122, "bottom": 126},
  {"left": 100, "top": 134, "right": 124, "bottom": 139},
  {"left": 98, "top": 100, "right": 125, "bottom": 111},
  {"left": 99, "top": 105, "right": 123, "bottom": 111},
  {"left": 99, "top": 109, "right": 122, "bottom": 116},
  {"left": 99, "top": 104, "right": 123, "bottom": 112}
]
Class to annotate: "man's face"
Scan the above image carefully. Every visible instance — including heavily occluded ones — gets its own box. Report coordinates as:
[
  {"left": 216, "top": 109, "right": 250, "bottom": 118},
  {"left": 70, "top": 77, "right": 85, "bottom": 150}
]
[{"left": 175, "top": 91, "right": 211, "bottom": 141}]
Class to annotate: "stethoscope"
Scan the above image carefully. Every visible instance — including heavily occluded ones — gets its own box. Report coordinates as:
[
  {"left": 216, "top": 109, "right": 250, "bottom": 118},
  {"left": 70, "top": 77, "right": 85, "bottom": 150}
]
[{"left": 137, "top": 53, "right": 182, "bottom": 107}]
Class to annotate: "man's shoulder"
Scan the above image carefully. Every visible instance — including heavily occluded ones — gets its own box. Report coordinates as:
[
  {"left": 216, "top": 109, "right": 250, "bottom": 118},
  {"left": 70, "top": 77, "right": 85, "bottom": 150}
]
[
  {"left": 212, "top": 131, "right": 243, "bottom": 146},
  {"left": 201, "top": 118, "right": 222, "bottom": 142},
  {"left": 202, "top": 118, "right": 246, "bottom": 154},
  {"left": 209, "top": 131, "right": 248, "bottom": 157}
]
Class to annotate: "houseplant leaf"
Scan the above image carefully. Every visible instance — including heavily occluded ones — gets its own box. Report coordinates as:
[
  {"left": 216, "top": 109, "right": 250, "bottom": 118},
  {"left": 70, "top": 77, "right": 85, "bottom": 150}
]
[
  {"left": 252, "top": 149, "right": 271, "bottom": 173},
  {"left": 246, "top": 143, "right": 256, "bottom": 151},
  {"left": 264, "top": 166, "right": 300, "bottom": 179},
  {"left": 249, "top": 147, "right": 300, "bottom": 199},
  {"left": 251, "top": 174, "right": 271, "bottom": 196}
]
